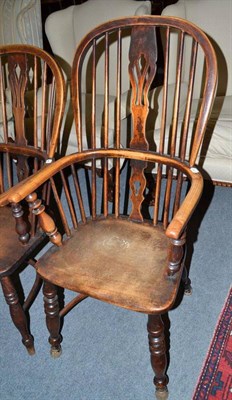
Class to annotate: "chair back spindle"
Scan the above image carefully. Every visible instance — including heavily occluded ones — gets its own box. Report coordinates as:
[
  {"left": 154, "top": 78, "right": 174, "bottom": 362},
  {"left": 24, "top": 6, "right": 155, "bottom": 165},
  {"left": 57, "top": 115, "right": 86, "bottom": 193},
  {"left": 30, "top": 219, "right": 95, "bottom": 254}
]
[{"left": 24, "top": 16, "right": 216, "bottom": 243}]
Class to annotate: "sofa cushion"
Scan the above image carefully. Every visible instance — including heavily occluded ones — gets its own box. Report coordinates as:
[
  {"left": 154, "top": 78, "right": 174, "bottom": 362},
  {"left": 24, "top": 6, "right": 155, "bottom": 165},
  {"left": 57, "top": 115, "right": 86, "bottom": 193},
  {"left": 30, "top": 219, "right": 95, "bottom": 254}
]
[
  {"left": 107, "top": 90, "right": 132, "bottom": 130},
  {"left": 162, "top": 0, "right": 232, "bottom": 97},
  {"left": 146, "top": 82, "right": 189, "bottom": 131},
  {"left": 148, "top": 95, "right": 232, "bottom": 183}
]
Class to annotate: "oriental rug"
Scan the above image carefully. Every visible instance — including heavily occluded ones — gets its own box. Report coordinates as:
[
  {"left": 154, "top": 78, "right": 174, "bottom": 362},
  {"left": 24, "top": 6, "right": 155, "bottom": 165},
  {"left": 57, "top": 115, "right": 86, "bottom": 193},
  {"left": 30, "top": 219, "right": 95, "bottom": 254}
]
[{"left": 193, "top": 287, "right": 232, "bottom": 400}]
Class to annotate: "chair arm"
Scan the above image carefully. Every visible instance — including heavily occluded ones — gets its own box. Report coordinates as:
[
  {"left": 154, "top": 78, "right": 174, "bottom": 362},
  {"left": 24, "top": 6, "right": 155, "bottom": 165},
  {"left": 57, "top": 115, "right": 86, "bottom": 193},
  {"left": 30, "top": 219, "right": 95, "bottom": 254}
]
[
  {"left": 0, "top": 159, "right": 68, "bottom": 207},
  {"left": 165, "top": 167, "right": 204, "bottom": 240},
  {"left": 0, "top": 151, "right": 100, "bottom": 206},
  {"left": 0, "top": 150, "right": 204, "bottom": 241}
]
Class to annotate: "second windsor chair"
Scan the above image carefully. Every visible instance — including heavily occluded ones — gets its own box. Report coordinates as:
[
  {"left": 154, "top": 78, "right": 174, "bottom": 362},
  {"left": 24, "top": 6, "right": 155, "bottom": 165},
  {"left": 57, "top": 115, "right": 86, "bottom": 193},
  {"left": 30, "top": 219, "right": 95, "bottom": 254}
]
[{"left": 0, "top": 44, "right": 65, "bottom": 354}]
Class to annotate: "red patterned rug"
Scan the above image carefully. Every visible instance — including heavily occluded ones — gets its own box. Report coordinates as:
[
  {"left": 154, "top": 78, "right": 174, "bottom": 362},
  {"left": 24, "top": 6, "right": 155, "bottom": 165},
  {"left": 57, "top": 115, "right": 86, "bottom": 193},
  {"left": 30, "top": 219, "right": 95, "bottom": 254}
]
[{"left": 193, "top": 287, "right": 232, "bottom": 400}]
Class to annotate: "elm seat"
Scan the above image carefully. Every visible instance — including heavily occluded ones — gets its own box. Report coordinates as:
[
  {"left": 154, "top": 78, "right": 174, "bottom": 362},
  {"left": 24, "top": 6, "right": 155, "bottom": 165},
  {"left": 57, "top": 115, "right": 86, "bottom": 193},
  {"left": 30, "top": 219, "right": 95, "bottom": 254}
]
[
  {"left": 1, "top": 16, "right": 217, "bottom": 399},
  {"left": 36, "top": 218, "right": 177, "bottom": 314}
]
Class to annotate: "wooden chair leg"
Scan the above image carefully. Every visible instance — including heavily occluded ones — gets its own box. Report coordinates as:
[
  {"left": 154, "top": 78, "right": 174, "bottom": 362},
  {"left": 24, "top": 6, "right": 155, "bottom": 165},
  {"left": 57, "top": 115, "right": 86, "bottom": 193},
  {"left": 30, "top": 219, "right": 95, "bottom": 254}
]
[
  {"left": 1, "top": 275, "right": 35, "bottom": 355},
  {"left": 43, "top": 280, "right": 62, "bottom": 358},
  {"left": 23, "top": 271, "right": 43, "bottom": 311},
  {"left": 147, "top": 314, "right": 169, "bottom": 399},
  {"left": 182, "top": 266, "right": 192, "bottom": 296}
]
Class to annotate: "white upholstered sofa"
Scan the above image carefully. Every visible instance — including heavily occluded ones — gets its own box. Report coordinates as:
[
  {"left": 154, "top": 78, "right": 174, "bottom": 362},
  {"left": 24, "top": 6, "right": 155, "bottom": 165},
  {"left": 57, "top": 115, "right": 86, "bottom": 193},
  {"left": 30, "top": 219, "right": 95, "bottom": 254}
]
[
  {"left": 44, "top": 0, "right": 152, "bottom": 158},
  {"left": 159, "top": 0, "right": 232, "bottom": 185}
]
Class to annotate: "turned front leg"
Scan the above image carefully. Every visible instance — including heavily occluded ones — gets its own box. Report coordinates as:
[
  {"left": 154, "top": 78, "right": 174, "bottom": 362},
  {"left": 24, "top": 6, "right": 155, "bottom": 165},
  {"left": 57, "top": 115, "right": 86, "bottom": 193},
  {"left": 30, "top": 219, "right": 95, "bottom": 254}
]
[
  {"left": 1, "top": 276, "right": 35, "bottom": 355},
  {"left": 147, "top": 314, "right": 168, "bottom": 398},
  {"left": 43, "top": 280, "right": 62, "bottom": 357}
]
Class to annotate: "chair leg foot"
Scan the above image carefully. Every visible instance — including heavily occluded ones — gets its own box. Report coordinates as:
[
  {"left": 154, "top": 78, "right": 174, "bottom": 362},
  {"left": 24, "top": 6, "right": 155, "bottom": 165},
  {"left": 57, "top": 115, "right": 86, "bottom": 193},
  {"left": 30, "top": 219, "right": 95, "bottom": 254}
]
[
  {"left": 1, "top": 275, "right": 35, "bottom": 355},
  {"left": 148, "top": 314, "right": 168, "bottom": 395},
  {"left": 155, "top": 387, "right": 169, "bottom": 399},
  {"left": 50, "top": 346, "right": 62, "bottom": 358},
  {"left": 43, "top": 280, "right": 62, "bottom": 356},
  {"left": 26, "top": 343, "right": 36, "bottom": 355},
  {"left": 182, "top": 266, "right": 192, "bottom": 296},
  {"left": 184, "top": 281, "right": 192, "bottom": 296}
]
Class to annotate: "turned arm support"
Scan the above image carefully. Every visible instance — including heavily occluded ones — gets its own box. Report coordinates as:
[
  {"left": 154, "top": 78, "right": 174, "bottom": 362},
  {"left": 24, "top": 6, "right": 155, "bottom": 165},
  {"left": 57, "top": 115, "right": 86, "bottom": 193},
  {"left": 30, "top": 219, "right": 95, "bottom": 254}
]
[
  {"left": 26, "top": 192, "right": 62, "bottom": 247},
  {"left": 167, "top": 233, "right": 186, "bottom": 276},
  {"left": 11, "top": 201, "right": 30, "bottom": 245}
]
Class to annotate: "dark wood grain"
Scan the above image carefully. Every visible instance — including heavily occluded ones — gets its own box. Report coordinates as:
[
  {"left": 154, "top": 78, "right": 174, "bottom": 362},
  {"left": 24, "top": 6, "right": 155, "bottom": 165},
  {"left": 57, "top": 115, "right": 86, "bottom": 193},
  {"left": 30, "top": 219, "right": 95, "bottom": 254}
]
[{"left": 0, "top": 44, "right": 65, "bottom": 354}]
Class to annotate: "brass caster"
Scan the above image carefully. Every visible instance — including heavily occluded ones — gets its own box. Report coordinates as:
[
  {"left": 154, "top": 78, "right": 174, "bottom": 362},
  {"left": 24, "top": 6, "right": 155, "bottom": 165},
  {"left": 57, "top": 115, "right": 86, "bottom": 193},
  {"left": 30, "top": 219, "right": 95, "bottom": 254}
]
[
  {"left": 50, "top": 345, "right": 62, "bottom": 358},
  {"left": 155, "top": 388, "right": 168, "bottom": 400}
]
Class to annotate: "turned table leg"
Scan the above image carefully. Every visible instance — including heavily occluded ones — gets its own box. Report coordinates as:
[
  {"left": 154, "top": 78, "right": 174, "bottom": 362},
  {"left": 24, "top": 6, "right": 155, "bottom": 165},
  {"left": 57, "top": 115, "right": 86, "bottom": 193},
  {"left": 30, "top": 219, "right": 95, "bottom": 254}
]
[{"left": 147, "top": 314, "right": 168, "bottom": 399}]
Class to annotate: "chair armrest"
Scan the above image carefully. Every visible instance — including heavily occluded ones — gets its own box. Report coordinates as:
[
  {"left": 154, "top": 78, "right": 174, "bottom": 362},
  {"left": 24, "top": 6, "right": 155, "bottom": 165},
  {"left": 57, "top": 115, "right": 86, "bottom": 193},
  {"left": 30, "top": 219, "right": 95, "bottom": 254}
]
[
  {"left": 0, "top": 152, "right": 98, "bottom": 206},
  {"left": 166, "top": 167, "right": 203, "bottom": 240},
  {"left": 0, "top": 159, "right": 67, "bottom": 207},
  {"left": 0, "top": 150, "right": 203, "bottom": 242}
]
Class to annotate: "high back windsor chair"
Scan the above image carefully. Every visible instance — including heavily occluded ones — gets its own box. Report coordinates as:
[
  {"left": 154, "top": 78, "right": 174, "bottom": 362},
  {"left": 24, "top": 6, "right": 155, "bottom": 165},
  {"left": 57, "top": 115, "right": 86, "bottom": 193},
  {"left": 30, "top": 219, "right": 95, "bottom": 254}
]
[
  {"left": 0, "top": 44, "right": 65, "bottom": 354},
  {"left": 0, "top": 16, "right": 217, "bottom": 397}
]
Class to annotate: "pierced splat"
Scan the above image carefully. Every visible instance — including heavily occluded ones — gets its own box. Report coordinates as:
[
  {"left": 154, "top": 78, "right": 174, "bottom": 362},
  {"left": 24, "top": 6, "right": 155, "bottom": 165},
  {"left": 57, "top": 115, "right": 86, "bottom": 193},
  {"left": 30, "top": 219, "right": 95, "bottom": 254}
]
[
  {"left": 8, "top": 54, "right": 28, "bottom": 146},
  {"left": 8, "top": 54, "right": 29, "bottom": 180},
  {"left": 129, "top": 163, "right": 147, "bottom": 221},
  {"left": 128, "top": 26, "right": 157, "bottom": 221}
]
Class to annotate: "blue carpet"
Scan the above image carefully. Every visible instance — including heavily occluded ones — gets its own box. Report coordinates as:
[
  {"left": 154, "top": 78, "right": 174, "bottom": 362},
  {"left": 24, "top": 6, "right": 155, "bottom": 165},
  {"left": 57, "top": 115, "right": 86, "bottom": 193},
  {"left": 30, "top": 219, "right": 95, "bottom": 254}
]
[{"left": 0, "top": 179, "right": 231, "bottom": 400}]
